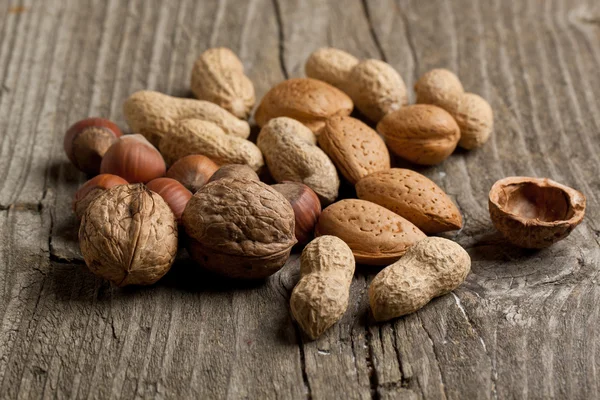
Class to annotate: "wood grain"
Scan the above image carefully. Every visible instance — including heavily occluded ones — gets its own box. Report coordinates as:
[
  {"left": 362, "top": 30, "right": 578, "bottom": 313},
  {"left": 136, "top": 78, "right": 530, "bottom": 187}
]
[{"left": 0, "top": 0, "right": 599, "bottom": 398}]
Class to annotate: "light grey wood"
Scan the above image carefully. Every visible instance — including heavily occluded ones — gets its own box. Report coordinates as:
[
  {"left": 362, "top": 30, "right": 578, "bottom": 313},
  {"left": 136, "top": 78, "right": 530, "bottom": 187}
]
[{"left": 0, "top": 0, "right": 599, "bottom": 398}]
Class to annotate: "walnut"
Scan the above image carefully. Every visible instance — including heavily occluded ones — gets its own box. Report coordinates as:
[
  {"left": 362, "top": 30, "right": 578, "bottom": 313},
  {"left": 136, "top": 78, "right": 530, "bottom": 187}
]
[
  {"left": 182, "top": 178, "right": 297, "bottom": 279},
  {"left": 79, "top": 184, "right": 178, "bottom": 286}
]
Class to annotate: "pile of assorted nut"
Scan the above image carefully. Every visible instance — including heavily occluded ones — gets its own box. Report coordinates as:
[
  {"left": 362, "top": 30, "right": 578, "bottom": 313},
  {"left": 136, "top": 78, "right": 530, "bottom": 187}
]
[{"left": 65, "top": 47, "right": 586, "bottom": 339}]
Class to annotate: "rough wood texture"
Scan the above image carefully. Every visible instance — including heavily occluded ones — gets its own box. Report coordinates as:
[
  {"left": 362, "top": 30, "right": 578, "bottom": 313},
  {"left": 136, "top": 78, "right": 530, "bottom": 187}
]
[{"left": 1, "top": 0, "right": 599, "bottom": 398}]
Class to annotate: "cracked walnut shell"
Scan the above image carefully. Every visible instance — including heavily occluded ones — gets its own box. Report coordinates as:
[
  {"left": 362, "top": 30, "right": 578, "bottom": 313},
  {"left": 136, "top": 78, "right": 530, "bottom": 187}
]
[
  {"left": 182, "top": 178, "right": 297, "bottom": 279},
  {"left": 489, "top": 177, "right": 586, "bottom": 248},
  {"left": 79, "top": 184, "right": 178, "bottom": 286}
]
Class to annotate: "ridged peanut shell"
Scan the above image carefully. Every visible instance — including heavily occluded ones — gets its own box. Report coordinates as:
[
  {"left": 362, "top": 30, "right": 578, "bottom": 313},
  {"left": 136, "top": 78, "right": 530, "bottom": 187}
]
[
  {"left": 257, "top": 117, "right": 339, "bottom": 205},
  {"left": 291, "top": 236, "right": 355, "bottom": 339},
  {"left": 356, "top": 169, "right": 462, "bottom": 234},
  {"left": 376, "top": 105, "right": 460, "bottom": 165},
  {"left": 414, "top": 69, "right": 464, "bottom": 106},
  {"left": 254, "top": 78, "right": 353, "bottom": 132},
  {"left": 489, "top": 176, "right": 586, "bottom": 248},
  {"left": 318, "top": 116, "right": 390, "bottom": 184},
  {"left": 369, "top": 237, "right": 471, "bottom": 322},
  {"left": 304, "top": 48, "right": 359, "bottom": 89},
  {"left": 79, "top": 184, "right": 178, "bottom": 286},
  {"left": 158, "top": 119, "right": 264, "bottom": 172},
  {"left": 182, "top": 178, "right": 296, "bottom": 279},
  {"left": 344, "top": 59, "right": 408, "bottom": 122},
  {"left": 123, "top": 90, "right": 250, "bottom": 146},
  {"left": 315, "top": 199, "right": 426, "bottom": 265},
  {"left": 191, "top": 48, "right": 255, "bottom": 119}
]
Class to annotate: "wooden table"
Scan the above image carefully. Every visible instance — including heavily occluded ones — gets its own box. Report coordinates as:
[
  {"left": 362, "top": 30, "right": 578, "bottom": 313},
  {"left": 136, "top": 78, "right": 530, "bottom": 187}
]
[{"left": 1, "top": 0, "right": 599, "bottom": 398}]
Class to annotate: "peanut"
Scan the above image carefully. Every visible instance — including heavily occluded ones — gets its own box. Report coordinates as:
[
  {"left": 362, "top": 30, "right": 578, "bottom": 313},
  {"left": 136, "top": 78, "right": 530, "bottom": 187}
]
[
  {"left": 257, "top": 117, "right": 339, "bottom": 205},
  {"left": 414, "top": 69, "right": 494, "bottom": 150},
  {"left": 158, "top": 119, "right": 264, "bottom": 171},
  {"left": 123, "top": 90, "right": 250, "bottom": 146},
  {"left": 369, "top": 237, "right": 471, "bottom": 322},
  {"left": 345, "top": 59, "right": 408, "bottom": 122},
  {"left": 304, "top": 48, "right": 359, "bottom": 90},
  {"left": 290, "top": 235, "right": 355, "bottom": 340},
  {"left": 191, "top": 48, "right": 255, "bottom": 119}
]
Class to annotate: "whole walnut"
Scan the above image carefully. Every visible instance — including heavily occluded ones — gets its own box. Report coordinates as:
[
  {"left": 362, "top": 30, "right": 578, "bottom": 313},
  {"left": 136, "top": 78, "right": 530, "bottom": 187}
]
[
  {"left": 182, "top": 178, "right": 297, "bottom": 279},
  {"left": 79, "top": 184, "right": 178, "bottom": 286}
]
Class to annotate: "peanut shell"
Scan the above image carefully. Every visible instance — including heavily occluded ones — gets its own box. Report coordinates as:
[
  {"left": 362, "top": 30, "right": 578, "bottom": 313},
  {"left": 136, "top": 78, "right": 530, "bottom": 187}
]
[
  {"left": 344, "top": 59, "right": 408, "bottom": 122},
  {"left": 369, "top": 237, "right": 471, "bottom": 322},
  {"left": 257, "top": 117, "right": 339, "bottom": 205},
  {"left": 356, "top": 169, "right": 462, "bottom": 234},
  {"left": 304, "top": 48, "right": 359, "bottom": 89},
  {"left": 191, "top": 48, "right": 255, "bottom": 119},
  {"left": 123, "top": 90, "right": 250, "bottom": 146},
  {"left": 158, "top": 119, "right": 264, "bottom": 171}
]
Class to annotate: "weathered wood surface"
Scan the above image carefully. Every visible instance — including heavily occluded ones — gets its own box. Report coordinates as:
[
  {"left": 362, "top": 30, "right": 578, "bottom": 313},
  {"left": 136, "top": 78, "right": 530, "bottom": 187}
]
[{"left": 0, "top": 0, "right": 599, "bottom": 398}]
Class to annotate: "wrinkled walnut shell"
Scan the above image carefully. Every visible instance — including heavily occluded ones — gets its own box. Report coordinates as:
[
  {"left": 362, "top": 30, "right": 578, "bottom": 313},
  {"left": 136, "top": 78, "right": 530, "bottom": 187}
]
[
  {"left": 79, "top": 184, "right": 178, "bottom": 286},
  {"left": 73, "top": 174, "right": 128, "bottom": 220},
  {"left": 182, "top": 178, "right": 297, "bottom": 279},
  {"left": 489, "top": 177, "right": 586, "bottom": 248},
  {"left": 207, "top": 164, "right": 260, "bottom": 183}
]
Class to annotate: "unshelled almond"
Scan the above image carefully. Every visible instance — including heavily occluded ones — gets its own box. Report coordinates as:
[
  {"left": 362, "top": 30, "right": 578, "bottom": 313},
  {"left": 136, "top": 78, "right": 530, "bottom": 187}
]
[
  {"left": 414, "top": 69, "right": 464, "bottom": 106},
  {"left": 123, "top": 90, "right": 250, "bottom": 146},
  {"left": 254, "top": 78, "right": 353, "bottom": 133},
  {"left": 158, "top": 119, "right": 264, "bottom": 171},
  {"left": 191, "top": 48, "right": 255, "bottom": 119},
  {"left": 356, "top": 169, "right": 462, "bottom": 234},
  {"left": 376, "top": 104, "right": 460, "bottom": 165},
  {"left": 318, "top": 116, "right": 390, "bottom": 184},
  {"left": 315, "top": 199, "right": 426, "bottom": 265}
]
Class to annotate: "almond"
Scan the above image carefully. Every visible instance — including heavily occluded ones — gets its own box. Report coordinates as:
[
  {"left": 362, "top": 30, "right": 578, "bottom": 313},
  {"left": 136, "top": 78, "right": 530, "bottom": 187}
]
[
  {"left": 318, "top": 116, "right": 390, "bottom": 184},
  {"left": 254, "top": 78, "right": 353, "bottom": 132},
  {"left": 315, "top": 199, "right": 426, "bottom": 265},
  {"left": 377, "top": 104, "right": 460, "bottom": 165},
  {"left": 355, "top": 169, "right": 462, "bottom": 234}
]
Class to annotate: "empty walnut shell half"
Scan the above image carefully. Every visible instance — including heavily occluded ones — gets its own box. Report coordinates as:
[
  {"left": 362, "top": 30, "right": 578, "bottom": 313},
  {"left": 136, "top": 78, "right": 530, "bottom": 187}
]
[
  {"left": 182, "top": 178, "right": 297, "bottom": 279},
  {"left": 488, "top": 177, "right": 586, "bottom": 248},
  {"left": 79, "top": 184, "right": 178, "bottom": 286}
]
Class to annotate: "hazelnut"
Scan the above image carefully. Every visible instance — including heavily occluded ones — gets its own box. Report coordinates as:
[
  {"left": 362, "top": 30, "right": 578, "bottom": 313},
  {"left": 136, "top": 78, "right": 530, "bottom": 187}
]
[
  {"left": 272, "top": 182, "right": 321, "bottom": 245},
  {"left": 72, "top": 174, "right": 128, "bottom": 219},
  {"left": 64, "top": 118, "right": 122, "bottom": 174},
  {"left": 182, "top": 178, "right": 296, "bottom": 279},
  {"left": 146, "top": 177, "right": 192, "bottom": 223},
  {"left": 207, "top": 164, "right": 260, "bottom": 183},
  {"left": 100, "top": 134, "right": 166, "bottom": 183},
  {"left": 489, "top": 177, "right": 586, "bottom": 248},
  {"left": 79, "top": 184, "right": 178, "bottom": 286},
  {"left": 166, "top": 155, "right": 219, "bottom": 193}
]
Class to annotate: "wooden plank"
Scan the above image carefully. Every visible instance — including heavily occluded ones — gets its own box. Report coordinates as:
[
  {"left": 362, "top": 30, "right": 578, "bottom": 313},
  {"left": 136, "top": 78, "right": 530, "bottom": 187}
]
[{"left": 0, "top": 0, "right": 599, "bottom": 398}]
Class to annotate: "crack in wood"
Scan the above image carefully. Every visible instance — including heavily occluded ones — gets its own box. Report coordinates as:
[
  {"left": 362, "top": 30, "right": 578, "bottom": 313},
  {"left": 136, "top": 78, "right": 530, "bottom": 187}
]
[
  {"left": 417, "top": 313, "right": 448, "bottom": 400},
  {"left": 293, "top": 324, "right": 312, "bottom": 399},
  {"left": 271, "top": 0, "right": 288, "bottom": 79},
  {"left": 361, "top": 0, "right": 386, "bottom": 62}
]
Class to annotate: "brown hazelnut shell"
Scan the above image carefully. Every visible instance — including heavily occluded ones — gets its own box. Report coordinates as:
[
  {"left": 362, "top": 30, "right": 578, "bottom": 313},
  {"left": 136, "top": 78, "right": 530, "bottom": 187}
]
[
  {"left": 182, "top": 178, "right": 297, "bottom": 279},
  {"left": 72, "top": 174, "right": 128, "bottom": 219},
  {"left": 146, "top": 177, "right": 192, "bottom": 223},
  {"left": 100, "top": 134, "right": 166, "bottom": 183},
  {"left": 166, "top": 155, "right": 219, "bottom": 193},
  {"left": 489, "top": 177, "right": 586, "bottom": 248},
  {"left": 64, "top": 118, "right": 122, "bottom": 174},
  {"left": 272, "top": 181, "right": 321, "bottom": 245},
  {"left": 79, "top": 184, "right": 178, "bottom": 286}
]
